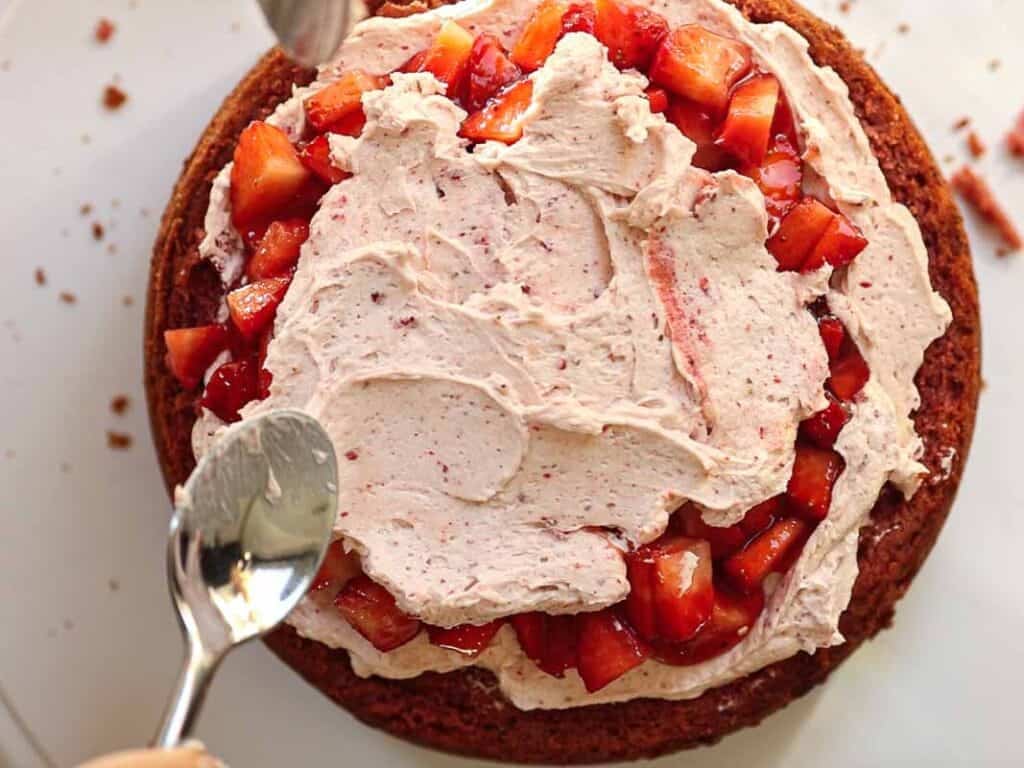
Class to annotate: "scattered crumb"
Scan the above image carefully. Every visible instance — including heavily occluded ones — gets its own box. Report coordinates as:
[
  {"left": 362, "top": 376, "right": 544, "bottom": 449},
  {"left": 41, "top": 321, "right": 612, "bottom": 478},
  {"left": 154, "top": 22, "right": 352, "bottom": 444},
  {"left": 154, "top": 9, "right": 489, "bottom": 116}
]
[
  {"left": 122, "top": 295, "right": 135, "bottom": 307},
  {"left": 92, "top": 221, "right": 105, "bottom": 241},
  {"left": 112, "top": 198, "right": 121, "bottom": 209},
  {"left": 140, "top": 207, "right": 151, "bottom": 218},
  {"left": 951, "top": 166, "right": 1022, "bottom": 255},
  {"left": 110, "top": 395, "right": 131, "bottom": 415},
  {"left": 59, "top": 461, "right": 71, "bottom": 473},
  {"left": 80, "top": 203, "right": 93, "bottom": 216},
  {"left": 61, "top": 228, "right": 70, "bottom": 238},
  {"left": 838, "top": 0, "right": 853, "bottom": 13},
  {"left": 107, "top": 243, "right": 119, "bottom": 255},
  {"left": 942, "top": 154, "right": 955, "bottom": 165},
  {"left": 988, "top": 58, "right": 1002, "bottom": 72},
  {"left": 952, "top": 116, "right": 971, "bottom": 132},
  {"left": 1, "top": 60, "right": 10, "bottom": 72},
  {"left": 59, "top": 291, "right": 77, "bottom": 304},
  {"left": 94, "top": 18, "right": 116, "bottom": 44},
  {"left": 46, "top": 628, "right": 57, "bottom": 639},
  {"left": 52, "top": 167, "right": 62, "bottom": 177},
  {"left": 107, "top": 431, "right": 133, "bottom": 450},
  {"left": 34, "top": 268, "right": 47, "bottom": 286},
  {"left": 81, "top": 133, "right": 91, "bottom": 145},
  {"left": 1007, "top": 110, "right": 1024, "bottom": 157},
  {"left": 967, "top": 131, "right": 986, "bottom": 158},
  {"left": 102, "top": 84, "right": 128, "bottom": 110},
  {"left": 230, "top": 20, "right": 242, "bottom": 33},
  {"left": 345, "top": 450, "right": 359, "bottom": 461},
  {"left": 3, "top": 449, "right": 14, "bottom": 460},
  {"left": 108, "top": 578, "right": 120, "bottom": 592},
  {"left": 62, "top": 619, "right": 74, "bottom": 631},
  {"left": 896, "top": 22, "right": 910, "bottom": 34}
]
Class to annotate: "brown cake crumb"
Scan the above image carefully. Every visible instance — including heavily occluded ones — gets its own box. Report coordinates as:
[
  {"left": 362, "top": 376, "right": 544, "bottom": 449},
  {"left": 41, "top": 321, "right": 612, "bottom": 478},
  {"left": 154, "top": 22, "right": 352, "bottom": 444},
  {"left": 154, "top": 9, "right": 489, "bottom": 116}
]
[
  {"left": 95, "top": 18, "right": 116, "bottom": 43},
  {"left": 838, "top": 0, "right": 853, "bottom": 12},
  {"left": 107, "top": 431, "right": 133, "bottom": 450},
  {"left": 102, "top": 84, "right": 128, "bottom": 110},
  {"left": 92, "top": 222, "right": 105, "bottom": 241},
  {"left": 80, "top": 203, "right": 93, "bottom": 216},
  {"left": 110, "top": 395, "right": 131, "bottom": 415},
  {"left": 988, "top": 58, "right": 1002, "bottom": 72},
  {"left": 967, "top": 132, "right": 986, "bottom": 158},
  {"left": 896, "top": 22, "right": 910, "bottom": 34},
  {"left": 952, "top": 116, "right": 970, "bottom": 132},
  {"left": 0, "top": 60, "right": 10, "bottom": 72},
  {"left": 951, "top": 166, "right": 1022, "bottom": 255},
  {"left": 1008, "top": 111, "right": 1024, "bottom": 157},
  {"left": 59, "top": 291, "right": 77, "bottom": 304},
  {"left": 122, "top": 295, "right": 135, "bottom": 307},
  {"left": 34, "top": 268, "right": 47, "bottom": 286}
]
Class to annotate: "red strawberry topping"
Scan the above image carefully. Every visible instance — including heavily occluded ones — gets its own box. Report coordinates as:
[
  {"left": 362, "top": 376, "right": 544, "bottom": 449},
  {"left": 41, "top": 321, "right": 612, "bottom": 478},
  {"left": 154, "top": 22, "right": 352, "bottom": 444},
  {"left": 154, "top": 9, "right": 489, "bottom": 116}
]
[
  {"left": 335, "top": 575, "right": 422, "bottom": 652},
  {"left": 164, "top": 325, "right": 229, "bottom": 390},
  {"left": 463, "top": 34, "right": 522, "bottom": 113},
  {"left": 226, "top": 276, "right": 291, "bottom": 341},
  {"left": 593, "top": 0, "right": 668, "bottom": 70},
  {"left": 717, "top": 74, "right": 780, "bottom": 166},
  {"left": 723, "top": 517, "right": 810, "bottom": 594},
  {"left": 576, "top": 609, "right": 648, "bottom": 692},
  {"left": 246, "top": 219, "right": 309, "bottom": 281},
  {"left": 428, "top": 620, "right": 504, "bottom": 656},
  {"left": 649, "top": 25, "right": 752, "bottom": 112},
  {"left": 786, "top": 443, "right": 844, "bottom": 521},
  {"left": 461, "top": 79, "right": 535, "bottom": 144}
]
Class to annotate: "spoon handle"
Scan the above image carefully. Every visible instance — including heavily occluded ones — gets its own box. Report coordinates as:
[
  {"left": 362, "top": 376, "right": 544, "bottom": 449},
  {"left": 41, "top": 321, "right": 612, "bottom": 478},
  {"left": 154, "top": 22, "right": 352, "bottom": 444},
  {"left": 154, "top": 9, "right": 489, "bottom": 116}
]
[{"left": 152, "top": 642, "right": 222, "bottom": 748}]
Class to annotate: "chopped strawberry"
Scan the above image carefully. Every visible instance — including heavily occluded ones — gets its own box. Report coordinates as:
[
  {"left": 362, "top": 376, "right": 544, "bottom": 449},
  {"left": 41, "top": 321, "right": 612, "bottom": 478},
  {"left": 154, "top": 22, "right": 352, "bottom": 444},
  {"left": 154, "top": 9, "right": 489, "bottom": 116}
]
[
  {"left": 576, "top": 609, "right": 648, "bottom": 692},
  {"left": 310, "top": 539, "right": 360, "bottom": 592},
  {"left": 415, "top": 20, "right": 475, "bottom": 97},
  {"left": 164, "top": 325, "right": 229, "bottom": 390},
  {"left": 200, "top": 359, "right": 260, "bottom": 422},
  {"left": 299, "top": 135, "right": 348, "bottom": 185},
  {"left": 1008, "top": 110, "right": 1024, "bottom": 157},
  {"left": 786, "top": 442, "right": 844, "bottom": 521},
  {"left": 665, "top": 97, "right": 732, "bottom": 172},
  {"left": 652, "top": 585, "right": 764, "bottom": 666},
  {"left": 246, "top": 219, "right": 309, "bottom": 280},
  {"left": 678, "top": 503, "right": 747, "bottom": 559},
  {"left": 428, "top": 620, "right": 504, "bottom": 656},
  {"left": 626, "top": 536, "right": 714, "bottom": 642},
  {"left": 718, "top": 74, "right": 780, "bottom": 166},
  {"left": 803, "top": 213, "right": 868, "bottom": 271},
  {"left": 799, "top": 393, "right": 850, "bottom": 449},
  {"left": 649, "top": 25, "right": 752, "bottom": 113},
  {"left": 335, "top": 575, "right": 422, "bottom": 652},
  {"left": 766, "top": 197, "right": 835, "bottom": 271},
  {"left": 230, "top": 122, "right": 312, "bottom": 232},
  {"left": 593, "top": 0, "right": 668, "bottom": 70},
  {"left": 461, "top": 79, "right": 534, "bottom": 144},
  {"left": 304, "top": 70, "right": 385, "bottom": 133},
  {"left": 463, "top": 34, "right": 522, "bottom": 113},
  {"left": 560, "top": 2, "right": 596, "bottom": 34},
  {"left": 723, "top": 518, "right": 809, "bottom": 594},
  {"left": 226, "top": 275, "right": 291, "bottom": 341},
  {"left": 645, "top": 86, "right": 668, "bottom": 114},
  {"left": 510, "top": 612, "right": 577, "bottom": 677},
  {"left": 740, "top": 496, "right": 783, "bottom": 538},
  {"left": 400, "top": 50, "right": 429, "bottom": 74},
  {"left": 817, "top": 315, "right": 846, "bottom": 362},
  {"left": 511, "top": 0, "right": 568, "bottom": 72},
  {"left": 742, "top": 136, "right": 802, "bottom": 225},
  {"left": 828, "top": 345, "right": 870, "bottom": 400}
]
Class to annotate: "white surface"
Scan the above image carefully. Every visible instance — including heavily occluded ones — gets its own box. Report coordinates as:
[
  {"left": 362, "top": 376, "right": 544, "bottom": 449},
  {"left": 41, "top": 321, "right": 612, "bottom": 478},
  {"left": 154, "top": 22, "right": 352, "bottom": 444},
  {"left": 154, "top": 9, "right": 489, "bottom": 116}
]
[{"left": 0, "top": 0, "right": 1021, "bottom": 766}]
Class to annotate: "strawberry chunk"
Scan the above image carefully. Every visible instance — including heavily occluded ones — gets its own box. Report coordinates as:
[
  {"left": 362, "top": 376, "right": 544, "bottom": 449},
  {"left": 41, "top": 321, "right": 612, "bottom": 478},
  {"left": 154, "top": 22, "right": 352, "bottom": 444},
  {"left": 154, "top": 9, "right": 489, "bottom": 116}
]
[
  {"left": 742, "top": 136, "right": 802, "bottom": 225},
  {"left": 164, "top": 325, "right": 229, "bottom": 390},
  {"left": 226, "top": 276, "right": 291, "bottom": 341},
  {"left": 828, "top": 345, "right": 871, "bottom": 400},
  {"left": 723, "top": 518, "right": 809, "bottom": 594},
  {"left": 718, "top": 74, "right": 780, "bottom": 166},
  {"left": 461, "top": 79, "right": 534, "bottom": 144},
  {"left": 799, "top": 393, "right": 850, "bottom": 449},
  {"left": 230, "top": 122, "right": 312, "bottom": 231},
  {"left": 766, "top": 197, "right": 835, "bottom": 271},
  {"left": 817, "top": 315, "right": 846, "bottom": 362},
  {"left": 510, "top": 612, "right": 577, "bottom": 677},
  {"left": 786, "top": 443, "right": 844, "bottom": 521},
  {"left": 310, "top": 539, "right": 361, "bottom": 593},
  {"left": 626, "top": 536, "right": 714, "bottom": 642},
  {"left": 299, "top": 135, "right": 348, "bottom": 185},
  {"left": 803, "top": 213, "right": 868, "bottom": 271},
  {"left": 649, "top": 25, "right": 752, "bottom": 112},
  {"left": 416, "top": 20, "right": 475, "bottom": 97},
  {"left": 560, "top": 2, "right": 596, "bottom": 34},
  {"left": 201, "top": 359, "right": 260, "bottom": 422},
  {"left": 463, "top": 34, "right": 522, "bottom": 113},
  {"left": 652, "top": 585, "right": 764, "bottom": 666},
  {"left": 335, "top": 575, "right": 421, "bottom": 652},
  {"left": 511, "top": 0, "right": 568, "bottom": 72},
  {"left": 428, "top": 620, "right": 504, "bottom": 656},
  {"left": 576, "top": 609, "right": 648, "bottom": 692},
  {"left": 740, "top": 496, "right": 783, "bottom": 538},
  {"left": 678, "top": 503, "right": 747, "bottom": 560},
  {"left": 247, "top": 219, "right": 309, "bottom": 281},
  {"left": 645, "top": 86, "right": 669, "bottom": 114},
  {"left": 665, "top": 97, "right": 732, "bottom": 172},
  {"left": 304, "top": 70, "right": 385, "bottom": 133},
  {"left": 593, "top": 0, "right": 668, "bottom": 70}
]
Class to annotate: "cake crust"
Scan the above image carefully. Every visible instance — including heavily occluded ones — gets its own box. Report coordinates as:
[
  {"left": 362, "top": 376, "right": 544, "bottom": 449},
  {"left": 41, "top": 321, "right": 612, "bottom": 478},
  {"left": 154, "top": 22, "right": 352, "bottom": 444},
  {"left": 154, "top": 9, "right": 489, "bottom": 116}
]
[{"left": 145, "top": 0, "right": 981, "bottom": 761}]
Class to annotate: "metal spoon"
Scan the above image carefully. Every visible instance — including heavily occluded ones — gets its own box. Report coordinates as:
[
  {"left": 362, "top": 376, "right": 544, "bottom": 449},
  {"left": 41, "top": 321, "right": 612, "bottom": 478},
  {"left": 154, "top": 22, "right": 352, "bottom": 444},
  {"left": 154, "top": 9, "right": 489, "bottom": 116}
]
[
  {"left": 153, "top": 410, "right": 338, "bottom": 747},
  {"left": 255, "top": 0, "right": 360, "bottom": 67}
]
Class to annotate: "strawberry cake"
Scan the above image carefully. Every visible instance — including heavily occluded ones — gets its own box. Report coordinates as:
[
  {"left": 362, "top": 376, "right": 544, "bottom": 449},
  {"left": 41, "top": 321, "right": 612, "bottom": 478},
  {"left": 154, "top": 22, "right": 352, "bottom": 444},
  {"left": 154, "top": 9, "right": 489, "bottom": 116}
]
[{"left": 145, "top": 0, "right": 980, "bottom": 761}]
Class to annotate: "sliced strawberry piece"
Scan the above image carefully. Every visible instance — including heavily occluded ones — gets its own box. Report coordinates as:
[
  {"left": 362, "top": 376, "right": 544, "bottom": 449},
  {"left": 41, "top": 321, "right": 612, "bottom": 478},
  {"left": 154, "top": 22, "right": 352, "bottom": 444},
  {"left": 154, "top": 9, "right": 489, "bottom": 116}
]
[
  {"left": 766, "top": 197, "right": 835, "bottom": 271},
  {"left": 200, "top": 359, "right": 260, "bottom": 423},
  {"left": 665, "top": 97, "right": 732, "bottom": 172},
  {"left": 678, "top": 503, "right": 747, "bottom": 560},
  {"left": 400, "top": 49, "right": 429, "bottom": 74},
  {"left": 649, "top": 25, "right": 752, "bottom": 113},
  {"left": 799, "top": 393, "right": 850, "bottom": 449},
  {"left": 226, "top": 276, "right": 291, "bottom": 341},
  {"left": 786, "top": 442, "right": 844, "bottom": 521},
  {"left": 740, "top": 496, "right": 783, "bottom": 538},
  {"left": 416, "top": 20, "right": 475, "bottom": 97},
  {"left": 335, "top": 575, "right": 421, "bottom": 652},
  {"left": 511, "top": 0, "right": 568, "bottom": 72},
  {"left": 560, "top": 2, "right": 596, "bottom": 34},
  {"left": 464, "top": 34, "right": 522, "bottom": 113},
  {"left": 645, "top": 86, "right": 668, "bottom": 114},
  {"left": 718, "top": 74, "right": 780, "bottom": 166},
  {"left": 742, "top": 136, "right": 802, "bottom": 225},
  {"left": 723, "top": 517, "right": 809, "bottom": 594},
  {"left": 230, "top": 122, "right": 312, "bottom": 231},
  {"left": 304, "top": 70, "right": 385, "bottom": 133},
  {"left": 428, "top": 620, "right": 504, "bottom": 656},
  {"left": 164, "top": 325, "right": 229, "bottom": 390},
  {"left": 299, "top": 135, "right": 348, "bottom": 185},
  {"left": 804, "top": 213, "right": 868, "bottom": 271},
  {"left": 828, "top": 345, "right": 870, "bottom": 400},
  {"left": 626, "top": 536, "right": 714, "bottom": 642},
  {"left": 576, "top": 609, "right": 648, "bottom": 692},
  {"left": 246, "top": 219, "right": 309, "bottom": 280},
  {"left": 461, "top": 79, "right": 534, "bottom": 144},
  {"left": 510, "top": 612, "right": 577, "bottom": 677},
  {"left": 652, "top": 585, "right": 764, "bottom": 666},
  {"left": 593, "top": 0, "right": 668, "bottom": 70},
  {"left": 310, "top": 539, "right": 361, "bottom": 593},
  {"left": 817, "top": 315, "right": 846, "bottom": 362}
]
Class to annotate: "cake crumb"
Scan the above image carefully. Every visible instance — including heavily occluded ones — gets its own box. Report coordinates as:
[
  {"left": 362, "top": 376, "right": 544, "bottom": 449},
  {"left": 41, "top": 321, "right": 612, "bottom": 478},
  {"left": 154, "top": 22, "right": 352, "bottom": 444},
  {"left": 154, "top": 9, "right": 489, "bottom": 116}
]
[
  {"left": 102, "top": 84, "right": 128, "bottom": 110},
  {"left": 122, "top": 295, "right": 135, "bottom": 307},
  {"left": 838, "top": 0, "right": 854, "bottom": 13},
  {"left": 60, "top": 461, "right": 71, "bottom": 473},
  {"left": 107, "top": 431, "right": 133, "bottom": 450},
  {"left": 108, "top": 578, "right": 121, "bottom": 592},
  {"left": 110, "top": 395, "right": 131, "bottom": 415},
  {"left": 81, "top": 133, "right": 91, "bottom": 145},
  {"left": 952, "top": 116, "right": 970, "bottom": 132},
  {"left": 80, "top": 203, "right": 93, "bottom": 216},
  {"left": 107, "top": 243, "right": 119, "bottom": 255},
  {"left": 988, "top": 58, "right": 1002, "bottom": 72},
  {"left": 94, "top": 18, "right": 116, "bottom": 44},
  {"left": 1, "top": 60, "right": 10, "bottom": 72},
  {"left": 59, "top": 291, "right": 77, "bottom": 304},
  {"left": 896, "top": 22, "right": 910, "bottom": 34},
  {"left": 1007, "top": 110, "right": 1024, "bottom": 157},
  {"left": 92, "top": 221, "right": 105, "bottom": 241},
  {"left": 951, "top": 166, "right": 1022, "bottom": 255},
  {"left": 34, "top": 268, "right": 47, "bottom": 286},
  {"left": 967, "top": 131, "right": 986, "bottom": 158}
]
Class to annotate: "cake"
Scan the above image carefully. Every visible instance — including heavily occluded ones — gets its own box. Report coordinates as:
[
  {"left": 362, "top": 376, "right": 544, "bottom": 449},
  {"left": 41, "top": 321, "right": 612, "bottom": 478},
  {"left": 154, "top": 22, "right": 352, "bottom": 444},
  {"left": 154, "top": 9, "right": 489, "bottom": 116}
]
[{"left": 145, "top": 0, "right": 981, "bottom": 761}]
